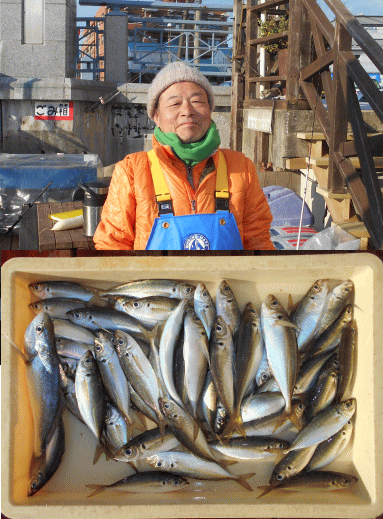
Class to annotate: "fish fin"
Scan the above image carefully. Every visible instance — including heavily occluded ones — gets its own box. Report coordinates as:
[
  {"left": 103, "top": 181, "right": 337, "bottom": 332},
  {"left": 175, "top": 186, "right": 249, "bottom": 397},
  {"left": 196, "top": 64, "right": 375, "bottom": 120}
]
[
  {"left": 235, "top": 473, "right": 255, "bottom": 491},
  {"left": 86, "top": 484, "right": 107, "bottom": 498},
  {"left": 86, "top": 295, "right": 110, "bottom": 308},
  {"left": 272, "top": 406, "right": 302, "bottom": 434},
  {"left": 193, "top": 421, "right": 200, "bottom": 443},
  {"left": 221, "top": 409, "right": 247, "bottom": 441},
  {"left": 256, "top": 484, "right": 276, "bottom": 499},
  {"left": 129, "top": 461, "right": 139, "bottom": 472},
  {"left": 287, "top": 294, "right": 297, "bottom": 316},
  {"left": 218, "top": 458, "right": 238, "bottom": 467},
  {"left": 5, "top": 334, "right": 30, "bottom": 364},
  {"left": 273, "top": 320, "right": 298, "bottom": 329},
  {"left": 93, "top": 442, "right": 113, "bottom": 465}
]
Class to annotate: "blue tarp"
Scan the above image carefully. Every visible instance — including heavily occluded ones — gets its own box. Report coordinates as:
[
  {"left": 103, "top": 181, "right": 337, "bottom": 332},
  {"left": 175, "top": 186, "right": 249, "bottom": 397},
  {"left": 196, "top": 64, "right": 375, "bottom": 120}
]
[{"left": 0, "top": 154, "right": 98, "bottom": 189}]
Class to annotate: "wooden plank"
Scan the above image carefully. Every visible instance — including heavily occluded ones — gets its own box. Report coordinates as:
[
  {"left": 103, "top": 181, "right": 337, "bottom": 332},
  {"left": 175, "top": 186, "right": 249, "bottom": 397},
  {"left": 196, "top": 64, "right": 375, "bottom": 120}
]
[
  {"left": 249, "top": 75, "right": 286, "bottom": 83},
  {"left": 285, "top": 157, "right": 308, "bottom": 169},
  {"left": 18, "top": 204, "right": 39, "bottom": 250},
  {"left": 37, "top": 203, "right": 56, "bottom": 251},
  {"left": 300, "top": 48, "right": 334, "bottom": 81},
  {"left": 297, "top": 132, "right": 355, "bottom": 140},
  {"left": 248, "top": 30, "right": 288, "bottom": 46},
  {"left": 60, "top": 201, "right": 91, "bottom": 250},
  {"left": 48, "top": 203, "right": 74, "bottom": 250},
  {"left": 249, "top": 0, "right": 288, "bottom": 13},
  {"left": 310, "top": 155, "right": 383, "bottom": 168}
]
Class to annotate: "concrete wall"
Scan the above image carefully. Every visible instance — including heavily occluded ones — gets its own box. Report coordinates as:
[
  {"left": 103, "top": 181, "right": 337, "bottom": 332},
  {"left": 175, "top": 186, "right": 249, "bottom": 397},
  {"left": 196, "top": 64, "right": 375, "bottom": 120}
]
[
  {"left": 0, "top": 0, "right": 77, "bottom": 78},
  {"left": 0, "top": 78, "right": 232, "bottom": 167}
]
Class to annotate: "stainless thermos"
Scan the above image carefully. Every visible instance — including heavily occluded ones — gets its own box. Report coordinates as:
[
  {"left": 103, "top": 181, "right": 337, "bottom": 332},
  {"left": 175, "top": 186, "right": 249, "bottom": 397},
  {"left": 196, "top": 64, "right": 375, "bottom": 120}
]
[{"left": 78, "top": 181, "right": 109, "bottom": 237}]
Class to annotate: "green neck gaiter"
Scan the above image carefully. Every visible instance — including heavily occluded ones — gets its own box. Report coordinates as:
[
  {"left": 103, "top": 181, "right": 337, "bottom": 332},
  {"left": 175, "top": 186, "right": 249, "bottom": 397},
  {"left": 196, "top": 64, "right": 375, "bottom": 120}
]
[{"left": 154, "top": 121, "right": 221, "bottom": 166}]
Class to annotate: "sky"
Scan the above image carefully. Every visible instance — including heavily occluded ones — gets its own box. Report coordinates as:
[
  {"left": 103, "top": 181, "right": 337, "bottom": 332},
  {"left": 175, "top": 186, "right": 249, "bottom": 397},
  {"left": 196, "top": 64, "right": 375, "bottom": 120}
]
[{"left": 76, "top": 0, "right": 383, "bottom": 19}]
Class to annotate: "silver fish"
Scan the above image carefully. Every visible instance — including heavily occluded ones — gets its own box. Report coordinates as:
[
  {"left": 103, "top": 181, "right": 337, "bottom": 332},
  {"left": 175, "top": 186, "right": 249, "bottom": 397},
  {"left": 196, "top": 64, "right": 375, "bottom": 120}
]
[
  {"left": 158, "top": 298, "right": 189, "bottom": 408},
  {"left": 114, "top": 427, "right": 180, "bottom": 463},
  {"left": 194, "top": 282, "right": 216, "bottom": 339},
  {"left": 102, "top": 402, "right": 133, "bottom": 456},
  {"left": 29, "top": 297, "right": 87, "bottom": 320},
  {"left": 269, "top": 445, "right": 317, "bottom": 486},
  {"left": 23, "top": 313, "right": 62, "bottom": 459},
  {"left": 306, "top": 418, "right": 354, "bottom": 471},
  {"left": 93, "top": 331, "right": 133, "bottom": 425},
  {"left": 115, "top": 330, "right": 166, "bottom": 436},
  {"left": 241, "top": 392, "right": 286, "bottom": 423},
  {"left": 255, "top": 346, "right": 273, "bottom": 387},
  {"left": 159, "top": 397, "right": 220, "bottom": 464},
  {"left": 146, "top": 451, "right": 254, "bottom": 491},
  {"left": 112, "top": 296, "right": 180, "bottom": 328},
  {"left": 285, "top": 398, "right": 356, "bottom": 453},
  {"left": 183, "top": 308, "right": 209, "bottom": 419},
  {"left": 28, "top": 419, "right": 65, "bottom": 497},
  {"left": 55, "top": 337, "right": 91, "bottom": 360},
  {"left": 209, "top": 315, "right": 236, "bottom": 419},
  {"left": 306, "top": 304, "right": 353, "bottom": 360},
  {"left": 291, "top": 279, "right": 329, "bottom": 354},
  {"left": 261, "top": 295, "right": 300, "bottom": 428},
  {"left": 306, "top": 354, "right": 339, "bottom": 419},
  {"left": 294, "top": 351, "right": 333, "bottom": 395},
  {"left": 59, "top": 364, "right": 84, "bottom": 423},
  {"left": 312, "top": 280, "right": 355, "bottom": 339},
  {"left": 215, "top": 280, "right": 241, "bottom": 338},
  {"left": 223, "top": 303, "right": 263, "bottom": 438},
  {"left": 28, "top": 280, "right": 99, "bottom": 301},
  {"left": 210, "top": 436, "right": 290, "bottom": 461},
  {"left": 75, "top": 350, "right": 105, "bottom": 443},
  {"left": 53, "top": 318, "right": 96, "bottom": 345},
  {"left": 99, "top": 279, "right": 196, "bottom": 300},
  {"left": 86, "top": 471, "right": 189, "bottom": 497},
  {"left": 66, "top": 306, "right": 148, "bottom": 339},
  {"left": 257, "top": 470, "right": 357, "bottom": 498},
  {"left": 336, "top": 319, "right": 358, "bottom": 403}
]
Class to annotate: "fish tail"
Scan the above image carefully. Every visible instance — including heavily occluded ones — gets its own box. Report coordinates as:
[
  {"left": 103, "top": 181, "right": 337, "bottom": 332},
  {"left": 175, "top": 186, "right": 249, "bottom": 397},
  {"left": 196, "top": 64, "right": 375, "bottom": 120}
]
[
  {"left": 86, "top": 484, "right": 107, "bottom": 498},
  {"left": 222, "top": 409, "right": 247, "bottom": 441},
  {"left": 234, "top": 473, "right": 255, "bottom": 491},
  {"left": 256, "top": 484, "right": 276, "bottom": 499},
  {"left": 86, "top": 295, "right": 110, "bottom": 308},
  {"left": 272, "top": 405, "right": 302, "bottom": 433},
  {"left": 138, "top": 322, "right": 159, "bottom": 345}
]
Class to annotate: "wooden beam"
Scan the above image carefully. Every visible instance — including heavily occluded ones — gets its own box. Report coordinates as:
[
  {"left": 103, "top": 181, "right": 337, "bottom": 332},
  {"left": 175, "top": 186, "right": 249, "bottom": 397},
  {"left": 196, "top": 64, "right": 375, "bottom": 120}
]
[
  {"left": 249, "top": 0, "right": 289, "bottom": 13},
  {"left": 248, "top": 31, "right": 289, "bottom": 46}
]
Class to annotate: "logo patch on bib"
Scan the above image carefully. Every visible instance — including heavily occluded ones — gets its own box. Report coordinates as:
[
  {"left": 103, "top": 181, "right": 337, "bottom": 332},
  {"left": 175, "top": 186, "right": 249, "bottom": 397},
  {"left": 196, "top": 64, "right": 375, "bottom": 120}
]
[{"left": 183, "top": 233, "right": 210, "bottom": 250}]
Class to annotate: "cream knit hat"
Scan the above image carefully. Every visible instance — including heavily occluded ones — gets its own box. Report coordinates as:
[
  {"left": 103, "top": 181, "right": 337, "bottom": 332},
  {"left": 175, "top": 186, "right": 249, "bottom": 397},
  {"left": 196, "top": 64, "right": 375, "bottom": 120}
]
[{"left": 147, "top": 61, "right": 215, "bottom": 120}]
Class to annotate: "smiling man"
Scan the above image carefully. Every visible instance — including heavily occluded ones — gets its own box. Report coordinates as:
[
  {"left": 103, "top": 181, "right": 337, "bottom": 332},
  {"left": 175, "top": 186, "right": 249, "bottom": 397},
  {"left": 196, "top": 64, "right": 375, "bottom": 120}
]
[{"left": 94, "top": 62, "right": 275, "bottom": 250}]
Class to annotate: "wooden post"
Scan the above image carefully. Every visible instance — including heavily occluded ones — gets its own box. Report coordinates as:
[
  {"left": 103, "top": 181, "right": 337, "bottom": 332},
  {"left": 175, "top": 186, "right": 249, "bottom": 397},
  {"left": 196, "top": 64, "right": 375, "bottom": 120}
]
[
  {"left": 230, "top": 0, "right": 245, "bottom": 151},
  {"left": 286, "top": 0, "right": 311, "bottom": 102},
  {"left": 328, "top": 19, "right": 352, "bottom": 193}
]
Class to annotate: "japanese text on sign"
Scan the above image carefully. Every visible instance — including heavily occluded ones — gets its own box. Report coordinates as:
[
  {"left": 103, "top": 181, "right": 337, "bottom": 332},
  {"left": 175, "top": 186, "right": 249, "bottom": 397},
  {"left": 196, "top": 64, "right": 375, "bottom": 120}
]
[{"left": 35, "top": 102, "right": 74, "bottom": 120}]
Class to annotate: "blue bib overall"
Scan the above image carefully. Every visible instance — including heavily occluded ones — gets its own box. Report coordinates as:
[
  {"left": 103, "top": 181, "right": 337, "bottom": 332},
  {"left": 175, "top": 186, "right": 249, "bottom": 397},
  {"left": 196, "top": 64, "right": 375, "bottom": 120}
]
[{"left": 145, "top": 150, "right": 243, "bottom": 251}]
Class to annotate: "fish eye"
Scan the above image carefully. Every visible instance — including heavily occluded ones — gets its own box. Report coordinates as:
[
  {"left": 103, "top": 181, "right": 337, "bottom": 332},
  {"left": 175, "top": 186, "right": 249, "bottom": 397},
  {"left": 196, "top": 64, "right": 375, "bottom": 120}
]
[
  {"left": 287, "top": 466, "right": 292, "bottom": 471},
  {"left": 85, "top": 357, "right": 92, "bottom": 365},
  {"left": 278, "top": 443, "right": 285, "bottom": 449},
  {"left": 118, "top": 338, "right": 124, "bottom": 345},
  {"left": 156, "top": 461, "right": 162, "bottom": 467},
  {"left": 277, "top": 474, "right": 283, "bottom": 480},
  {"left": 271, "top": 299, "right": 279, "bottom": 307},
  {"left": 202, "top": 291, "right": 208, "bottom": 297},
  {"left": 31, "top": 481, "right": 38, "bottom": 490},
  {"left": 36, "top": 325, "right": 44, "bottom": 333},
  {"left": 125, "top": 448, "right": 133, "bottom": 455},
  {"left": 185, "top": 286, "right": 192, "bottom": 293},
  {"left": 133, "top": 301, "right": 140, "bottom": 308},
  {"left": 174, "top": 478, "right": 179, "bottom": 485},
  {"left": 297, "top": 403, "right": 304, "bottom": 410},
  {"left": 250, "top": 308, "right": 256, "bottom": 314},
  {"left": 344, "top": 479, "right": 350, "bottom": 484},
  {"left": 95, "top": 344, "right": 102, "bottom": 351},
  {"left": 73, "top": 312, "right": 81, "bottom": 319},
  {"left": 313, "top": 284, "right": 320, "bottom": 290},
  {"left": 345, "top": 401, "right": 351, "bottom": 408},
  {"left": 141, "top": 444, "right": 146, "bottom": 450},
  {"left": 216, "top": 325, "right": 223, "bottom": 332},
  {"left": 261, "top": 373, "right": 269, "bottom": 381},
  {"left": 347, "top": 420, "right": 352, "bottom": 425}
]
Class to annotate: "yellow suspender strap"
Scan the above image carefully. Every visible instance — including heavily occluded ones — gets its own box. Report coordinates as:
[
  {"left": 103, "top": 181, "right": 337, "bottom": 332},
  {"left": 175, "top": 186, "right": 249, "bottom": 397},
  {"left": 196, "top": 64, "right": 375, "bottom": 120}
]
[{"left": 147, "top": 149, "right": 229, "bottom": 202}]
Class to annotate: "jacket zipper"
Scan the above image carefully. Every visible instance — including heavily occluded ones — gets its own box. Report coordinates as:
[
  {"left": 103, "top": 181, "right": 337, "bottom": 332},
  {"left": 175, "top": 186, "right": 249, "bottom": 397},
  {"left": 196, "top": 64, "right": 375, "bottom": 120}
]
[{"left": 186, "top": 162, "right": 197, "bottom": 214}]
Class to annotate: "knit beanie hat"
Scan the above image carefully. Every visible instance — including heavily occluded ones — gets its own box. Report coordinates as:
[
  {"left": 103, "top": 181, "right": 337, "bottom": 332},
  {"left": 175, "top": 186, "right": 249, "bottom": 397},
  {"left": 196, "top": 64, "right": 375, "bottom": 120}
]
[{"left": 147, "top": 61, "right": 215, "bottom": 120}]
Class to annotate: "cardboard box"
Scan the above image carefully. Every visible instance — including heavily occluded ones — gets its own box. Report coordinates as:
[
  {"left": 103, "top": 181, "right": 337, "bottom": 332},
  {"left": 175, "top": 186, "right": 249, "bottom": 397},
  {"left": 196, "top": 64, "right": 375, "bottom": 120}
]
[{"left": 2, "top": 253, "right": 383, "bottom": 518}]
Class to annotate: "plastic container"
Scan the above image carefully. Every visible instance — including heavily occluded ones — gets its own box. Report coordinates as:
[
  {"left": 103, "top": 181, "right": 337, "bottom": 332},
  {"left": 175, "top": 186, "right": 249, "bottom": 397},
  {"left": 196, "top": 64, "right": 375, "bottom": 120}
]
[
  {"left": 263, "top": 186, "right": 315, "bottom": 227},
  {"left": 2, "top": 254, "right": 383, "bottom": 519},
  {"left": 270, "top": 226, "right": 318, "bottom": 250}
]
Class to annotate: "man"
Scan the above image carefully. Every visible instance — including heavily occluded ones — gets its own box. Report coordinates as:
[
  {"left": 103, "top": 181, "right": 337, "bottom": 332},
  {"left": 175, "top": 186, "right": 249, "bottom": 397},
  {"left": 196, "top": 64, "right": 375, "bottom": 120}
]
[{"left": 93, "top": 61, "right": 275, "bottom": 250}]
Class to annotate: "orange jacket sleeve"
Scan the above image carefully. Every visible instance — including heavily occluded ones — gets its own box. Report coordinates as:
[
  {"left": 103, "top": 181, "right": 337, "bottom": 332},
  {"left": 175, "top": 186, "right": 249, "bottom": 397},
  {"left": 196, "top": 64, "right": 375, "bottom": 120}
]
[
  {"left": 93, "top": 158, "right": 136, "bottom": 250},
  {"left": 242, "top": 156, "right": 275, "bottom": 250}
]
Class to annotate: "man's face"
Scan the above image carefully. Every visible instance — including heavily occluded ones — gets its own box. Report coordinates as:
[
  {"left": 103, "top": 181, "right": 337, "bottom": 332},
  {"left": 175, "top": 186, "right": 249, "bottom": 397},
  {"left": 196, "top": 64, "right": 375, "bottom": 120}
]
[{"left": 153, "top": 82, "right": 212, "bottom": 143}]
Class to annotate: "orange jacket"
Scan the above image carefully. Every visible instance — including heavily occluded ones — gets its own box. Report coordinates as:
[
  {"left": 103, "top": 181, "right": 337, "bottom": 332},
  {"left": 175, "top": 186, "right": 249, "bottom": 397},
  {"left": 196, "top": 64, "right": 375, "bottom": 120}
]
[{"left": 93, "top": 137, "right": 275, "bottom": 250}]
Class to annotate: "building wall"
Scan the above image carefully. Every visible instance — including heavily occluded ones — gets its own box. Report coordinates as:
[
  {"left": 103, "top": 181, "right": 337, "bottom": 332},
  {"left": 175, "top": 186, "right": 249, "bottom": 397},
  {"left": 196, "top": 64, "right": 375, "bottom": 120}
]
[{"left": 0, "top": 0, "right": 77, "bottom": 78}]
